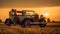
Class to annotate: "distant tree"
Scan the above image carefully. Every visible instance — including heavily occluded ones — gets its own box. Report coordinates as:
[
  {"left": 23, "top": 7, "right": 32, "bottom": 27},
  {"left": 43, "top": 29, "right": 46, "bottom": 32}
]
[
  {"left": 47, "top": 18, "right": 51, "bottom": 22},
  {"left": 52, "top": 20, "right": 55, "bottom": 23},
  {"left": 0, "top": 19, "right": 2, "bottom": 23}
]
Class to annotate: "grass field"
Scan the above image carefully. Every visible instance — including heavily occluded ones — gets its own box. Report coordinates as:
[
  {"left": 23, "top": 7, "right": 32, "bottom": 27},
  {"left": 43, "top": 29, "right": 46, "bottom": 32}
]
[{"left": 0, "top": 23, "right": 60, "bottom": 34}]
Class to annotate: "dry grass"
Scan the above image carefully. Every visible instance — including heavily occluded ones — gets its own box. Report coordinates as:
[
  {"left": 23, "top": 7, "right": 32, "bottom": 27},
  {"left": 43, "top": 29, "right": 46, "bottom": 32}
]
[{"left": 0, "top": 24, "right": 60, "bottom": 34}]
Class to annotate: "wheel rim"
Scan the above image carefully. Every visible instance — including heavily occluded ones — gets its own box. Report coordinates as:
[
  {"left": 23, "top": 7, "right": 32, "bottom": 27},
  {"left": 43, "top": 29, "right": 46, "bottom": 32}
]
[
  {"left": 25, "top": 20, "right": 31, "bottom": 27},
  {"left": 6, "top": 20, "right": 10, "bottom": 24}
]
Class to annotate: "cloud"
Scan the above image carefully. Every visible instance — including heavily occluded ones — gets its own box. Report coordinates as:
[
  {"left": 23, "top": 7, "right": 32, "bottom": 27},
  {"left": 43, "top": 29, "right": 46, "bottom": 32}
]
[{"left": 0, "top": 0, "right": 60, "bottom": 8}]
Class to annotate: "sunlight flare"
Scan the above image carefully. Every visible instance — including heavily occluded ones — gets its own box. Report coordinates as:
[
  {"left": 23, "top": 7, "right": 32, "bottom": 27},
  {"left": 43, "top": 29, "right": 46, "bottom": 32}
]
[{"left": 44, "top": 13, "right": 49, "bottom": 17}]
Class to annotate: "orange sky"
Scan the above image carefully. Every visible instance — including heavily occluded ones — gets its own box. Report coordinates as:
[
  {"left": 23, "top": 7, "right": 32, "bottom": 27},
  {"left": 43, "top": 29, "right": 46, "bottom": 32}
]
[
  {"left": 0, "top": 0, "right": 60, "bottom": 21},
  {"left": 0, "top": 6, "right": 60, "bottom": 21}
]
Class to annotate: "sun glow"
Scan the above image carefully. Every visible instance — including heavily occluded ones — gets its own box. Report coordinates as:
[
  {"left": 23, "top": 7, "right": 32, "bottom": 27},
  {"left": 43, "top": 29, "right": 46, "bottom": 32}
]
[{"left": 44, "top": 13, "right": 49, "bottom": 17}]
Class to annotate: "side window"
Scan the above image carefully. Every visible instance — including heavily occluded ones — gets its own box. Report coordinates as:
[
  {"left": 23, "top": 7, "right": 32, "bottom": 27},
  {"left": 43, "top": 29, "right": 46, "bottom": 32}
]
[{"left": 16, "top": 13, "right": 22, "bottom": 15}]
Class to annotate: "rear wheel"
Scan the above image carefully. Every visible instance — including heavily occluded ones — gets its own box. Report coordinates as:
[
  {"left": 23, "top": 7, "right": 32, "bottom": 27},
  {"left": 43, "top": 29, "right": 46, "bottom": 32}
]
[
  {"left": 25, "top": 20, "right": 31, "bottom": 27},
  {"left": 21, "top": 19, "right": 33, "bottom": 27}
]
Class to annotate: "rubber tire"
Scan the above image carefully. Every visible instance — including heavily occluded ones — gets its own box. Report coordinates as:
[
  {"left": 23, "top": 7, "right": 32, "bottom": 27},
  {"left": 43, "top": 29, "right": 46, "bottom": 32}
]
[
  {"left": 21, "top": 19, "right": 33, "bottom": 27},
  {"left": 5, "top": 18, "right": 13, "bottom": 26}
]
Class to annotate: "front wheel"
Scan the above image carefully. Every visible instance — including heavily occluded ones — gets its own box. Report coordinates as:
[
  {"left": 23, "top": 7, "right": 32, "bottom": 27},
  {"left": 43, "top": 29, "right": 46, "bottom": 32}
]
[{"left": 5, "top": 18, "right": 13, "bottom": 26}]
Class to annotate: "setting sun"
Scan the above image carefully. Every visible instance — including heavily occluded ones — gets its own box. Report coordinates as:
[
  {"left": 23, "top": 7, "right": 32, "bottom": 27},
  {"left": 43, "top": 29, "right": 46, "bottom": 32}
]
[{"left": 44, "top": 13, "right": 49, "bottom": 17}]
